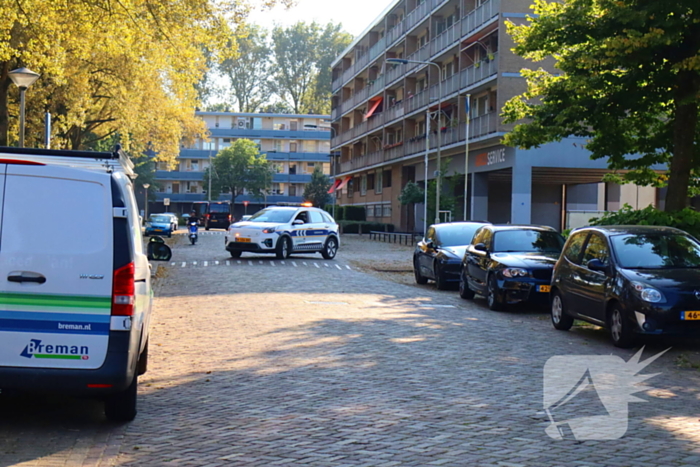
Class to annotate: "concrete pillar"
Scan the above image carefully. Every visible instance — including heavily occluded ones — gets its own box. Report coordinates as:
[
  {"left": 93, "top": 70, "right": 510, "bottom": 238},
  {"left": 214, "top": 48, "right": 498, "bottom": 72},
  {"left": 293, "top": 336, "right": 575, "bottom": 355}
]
[
  {"left": 471, "top": 172, "right": 489, "bottom": 221},
  {"left": 511, "top": 165, "right": 532, "bottom": 224}
]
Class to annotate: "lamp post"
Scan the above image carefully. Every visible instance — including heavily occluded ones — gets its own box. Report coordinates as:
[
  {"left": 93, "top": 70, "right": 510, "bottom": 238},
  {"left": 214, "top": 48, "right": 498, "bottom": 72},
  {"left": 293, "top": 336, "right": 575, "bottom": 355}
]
[
  {"left": 328, "top": 126, "right": 338, "bottom": 218},
  {"left": 8, "top": 67, "right": 40, "bottom": 148},
  {"left": 143, "top": 183, "right": 150, "bottom": 222},
  {"left": 387, "top": 58, "right": 443, "bottom": 228}
]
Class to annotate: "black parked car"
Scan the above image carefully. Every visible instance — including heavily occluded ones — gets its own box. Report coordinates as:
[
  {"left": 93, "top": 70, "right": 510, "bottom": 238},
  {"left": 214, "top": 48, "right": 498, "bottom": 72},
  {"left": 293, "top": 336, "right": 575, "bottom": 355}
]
[
  {"left": 460, "top": 225, "right": 565, "bottom": 310},
  {"left": 550, "top": 226, "right": 700, "bottom": 348},
  {"left": 414, "top": 221, "right": 490, "bottom": 289}
]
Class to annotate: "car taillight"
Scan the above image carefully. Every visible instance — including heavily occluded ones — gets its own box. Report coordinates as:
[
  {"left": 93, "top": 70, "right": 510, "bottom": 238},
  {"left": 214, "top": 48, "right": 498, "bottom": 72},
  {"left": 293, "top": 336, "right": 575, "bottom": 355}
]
[
  {"left": 112, "top": 262, "right": 135, "bottom": 316},
  {"left": 206, "top": 214, "right": 210, "bottom": 219},
  {"left": 228, "top": 214, "right": 232, "bottom": 220}
]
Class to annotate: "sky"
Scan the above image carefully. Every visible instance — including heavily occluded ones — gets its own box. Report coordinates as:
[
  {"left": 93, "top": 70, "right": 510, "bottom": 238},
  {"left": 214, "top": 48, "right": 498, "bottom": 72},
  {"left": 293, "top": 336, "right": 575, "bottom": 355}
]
[{"left": 247, "top": 0, "right": 393, "bottom": 37}]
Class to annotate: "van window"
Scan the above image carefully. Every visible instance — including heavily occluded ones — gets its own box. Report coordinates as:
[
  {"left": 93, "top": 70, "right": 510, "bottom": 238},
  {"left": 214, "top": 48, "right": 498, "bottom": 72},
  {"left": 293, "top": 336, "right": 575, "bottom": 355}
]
[
  {"left": 3, "top": 175, "right": 108, "bottom": 255},
  {"left": 209, "top": 204, "right": 230, "bottom": 213}
]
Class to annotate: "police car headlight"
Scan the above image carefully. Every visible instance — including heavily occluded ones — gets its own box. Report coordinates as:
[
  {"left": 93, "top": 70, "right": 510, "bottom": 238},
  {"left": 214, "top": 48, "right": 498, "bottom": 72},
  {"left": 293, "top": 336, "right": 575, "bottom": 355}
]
[{"left": 262, "top": 227, "right": 276, "bottom": 234}]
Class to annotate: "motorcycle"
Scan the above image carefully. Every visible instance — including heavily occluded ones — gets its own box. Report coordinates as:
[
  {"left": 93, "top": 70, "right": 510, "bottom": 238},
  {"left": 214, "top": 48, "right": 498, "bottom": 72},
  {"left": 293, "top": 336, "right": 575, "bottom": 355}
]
[{"left": 188, "top": 221, "right": 198, "bottom": 245}]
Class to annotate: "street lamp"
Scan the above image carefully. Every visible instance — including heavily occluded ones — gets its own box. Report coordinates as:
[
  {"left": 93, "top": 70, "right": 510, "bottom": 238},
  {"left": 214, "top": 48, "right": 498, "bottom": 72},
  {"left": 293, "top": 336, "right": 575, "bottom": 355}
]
[
  {"left": 143, "top": 183, "right": 150, "bottom": 222},
  {"left": 387, "top": 57, "right": 443, "bottom": 229},
  {"left": 8, "top": 67, "right": 40, "bottom": 148},
  {"left": 328, "top": 126, "right": 338, "bottom": 219}
]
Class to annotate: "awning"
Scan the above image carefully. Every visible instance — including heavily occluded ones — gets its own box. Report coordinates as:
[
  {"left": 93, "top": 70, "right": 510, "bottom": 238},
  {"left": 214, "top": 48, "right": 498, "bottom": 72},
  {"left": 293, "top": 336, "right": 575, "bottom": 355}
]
[
  {"left": 364, "top": 97, "right": 383, "bottom": 120},
  {"left": 327, "top": 178, "right": 343, "bottom": 194},
  {"left": 336, "top": 176, "right": 351, "bottom": 191}
]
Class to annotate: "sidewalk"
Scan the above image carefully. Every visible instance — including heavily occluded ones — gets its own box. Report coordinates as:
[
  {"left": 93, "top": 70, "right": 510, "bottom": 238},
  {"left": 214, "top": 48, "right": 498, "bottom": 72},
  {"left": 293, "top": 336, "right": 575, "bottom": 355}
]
[{"left": 340, "top": 233, "right": 417, "bottom": 286}]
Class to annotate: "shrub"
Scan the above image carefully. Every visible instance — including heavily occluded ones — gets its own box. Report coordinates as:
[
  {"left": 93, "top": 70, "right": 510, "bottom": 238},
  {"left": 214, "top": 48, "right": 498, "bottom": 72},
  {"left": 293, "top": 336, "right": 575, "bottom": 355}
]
[
  {"left": 589, "top": 204, "right": 700, "bottom": 238},
  {"left": 344, "top": 206, "right": 366, "bottom": 221},
  {"left": 339, "top": 221, "right": 394, "bottom": 234}
]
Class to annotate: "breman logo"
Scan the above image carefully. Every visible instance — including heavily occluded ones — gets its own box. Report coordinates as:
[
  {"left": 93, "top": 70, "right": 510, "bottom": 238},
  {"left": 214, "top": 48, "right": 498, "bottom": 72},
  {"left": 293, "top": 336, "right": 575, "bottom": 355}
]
[{"left": 20, "top": 339, "right": 90, "bottom": 360}]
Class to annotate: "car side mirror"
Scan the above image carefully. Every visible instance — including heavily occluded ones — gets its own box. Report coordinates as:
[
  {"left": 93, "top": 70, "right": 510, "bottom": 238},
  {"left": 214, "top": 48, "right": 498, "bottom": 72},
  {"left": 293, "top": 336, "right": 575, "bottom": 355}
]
[
  {"left": 587, "top": 259, "right": 610, "bottom": 274},
  {"left": 474, "top": 243, "right": 488, "bottom": 253},
  {"left": 293, "top": 219, "right": 304, "bottom": 225},
  {"left": 147, "top": 242, "right": 172, "bottom": 261}
]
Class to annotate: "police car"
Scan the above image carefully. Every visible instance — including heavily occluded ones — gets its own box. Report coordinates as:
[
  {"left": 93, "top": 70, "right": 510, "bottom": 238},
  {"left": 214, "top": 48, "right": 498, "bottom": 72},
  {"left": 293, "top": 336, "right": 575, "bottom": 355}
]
[{"left": 225, "top": 205, "right": 339, "bottom": 259}]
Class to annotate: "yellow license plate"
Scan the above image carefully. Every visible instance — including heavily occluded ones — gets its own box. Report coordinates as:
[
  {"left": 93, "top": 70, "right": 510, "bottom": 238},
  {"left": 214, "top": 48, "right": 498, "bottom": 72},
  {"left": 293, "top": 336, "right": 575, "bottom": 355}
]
[
  {"left": 236, "top": 237, "right": 251, "bottom": 243},
  {"left": 682, "top": 311, "right": 700, "bottom": 320},
  {"left": 538, "top": 285, "right": 551, "bottom": 293}
]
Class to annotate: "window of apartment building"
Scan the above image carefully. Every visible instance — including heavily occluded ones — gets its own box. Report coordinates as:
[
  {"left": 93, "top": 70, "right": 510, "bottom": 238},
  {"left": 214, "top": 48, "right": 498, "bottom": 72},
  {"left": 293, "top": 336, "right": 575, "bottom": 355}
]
[
  {"left": 289, "top": 141, "right": 298, "bottom": 152},
  {"left": 376, "top": 171, "right": 383, "bottom": 194},
  {"left": 382, "top": 204, "right": 392, "bottom": 218},
  {"left": 289, "top": 184, "right": 297, "bottom": 196},
  {"left": 303, "top": 140, "right": 316, "bottom": 152},
  {"left": 289, "top": 163, "right": 297, "bottom": 175},
  {"left": 252, "top": 139, "right": 261, "bottom": 151},
  {"left": 396, "top": 129, "right": 403, "bottom": 143},
  {"left": 272, "top": 163, "right": 284, "bottom": 173},
  {"left": 271, "top": 183, "right": 283, "bottom": 195},
  {"left": 367, "top": 173, "right": 375, "bottom": 190},
  {"left": 290, "top": 120, "right": 298, "bottom": 131},
  {"left": 215, "top": 116, "right": 220, "bottom": 128},
  {"left": 190, "top": 160, "right": 199, "bottom": 171},
  {"left": 442, "top": 61, "right": 454, "bottom": 79},
  {"left": 273, "top": 121, "right": 287, "bottom": 130},
  {"left": 306, "top": 162, "right": 316, "bottom": 174},
  {"left": 203, "top": 140, "right": 215, "bottom": 150},
  {"left": 417, "top": 77, "right": 426, "bottom": 92},
  {"left": 348, "top": 179, "right": 354, "bottom": 198},
  {"left": 275, "top": 140, "right": 284, "bottom": 152},
  {"left": 384, "top": 170, "right": 392, "bottom": 188},
  {"left": 386, "top": 132, "right": 395, "bottom": 145},
  {"left": 360, "top": 174, "right": 367, "bottom": 196},
  {"left": 415, "top": 121, "right": 426, "bottom": 136},
  {"left": 157, "top": 161, "right": 168, "bottom": 170},
  {"left": 221, "top": 138, "right": 232, "bottom": 149},
  {"left": 172, "top": 182, "right": 180, "bottom": 194},
  {"left": 367, "top": 205, "right": 375, "bottom": 218}
]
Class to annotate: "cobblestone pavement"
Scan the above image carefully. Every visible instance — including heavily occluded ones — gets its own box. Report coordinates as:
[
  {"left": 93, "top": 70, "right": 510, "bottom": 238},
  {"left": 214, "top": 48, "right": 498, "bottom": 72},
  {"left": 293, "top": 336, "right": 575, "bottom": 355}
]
[{"left": 1, "top": 232, "right": 700, "bottom": 466}]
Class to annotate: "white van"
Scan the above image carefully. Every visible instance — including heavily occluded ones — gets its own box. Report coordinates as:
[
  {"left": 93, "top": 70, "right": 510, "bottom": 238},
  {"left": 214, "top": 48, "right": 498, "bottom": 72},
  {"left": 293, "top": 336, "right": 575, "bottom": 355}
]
[{"left": 0, "top": 146, "right": 171, "bottom": 421}]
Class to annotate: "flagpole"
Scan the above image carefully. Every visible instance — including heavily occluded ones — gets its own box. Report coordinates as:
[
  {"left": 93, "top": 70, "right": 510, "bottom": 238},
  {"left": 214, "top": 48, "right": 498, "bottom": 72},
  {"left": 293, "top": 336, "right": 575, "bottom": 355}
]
[{"left": 463, "top": 93, "right": 471, "bottom": 221}]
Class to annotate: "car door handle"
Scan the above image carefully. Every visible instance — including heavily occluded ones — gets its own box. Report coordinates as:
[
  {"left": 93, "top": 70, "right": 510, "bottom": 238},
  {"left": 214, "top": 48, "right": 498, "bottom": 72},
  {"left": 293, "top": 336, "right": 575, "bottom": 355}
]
[{"left": 8, "top": 272, "right": 46, "bottom": 284}]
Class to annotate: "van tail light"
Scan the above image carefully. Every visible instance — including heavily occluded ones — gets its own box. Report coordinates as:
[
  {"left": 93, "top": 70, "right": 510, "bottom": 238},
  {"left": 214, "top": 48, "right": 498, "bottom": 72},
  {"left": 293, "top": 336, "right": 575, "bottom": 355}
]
[
  {"left": 228, "top": 214, "right": 232, "bottom": 221},
  {"left": 112, "top": 262, "right": 135, "bottom": 316}
]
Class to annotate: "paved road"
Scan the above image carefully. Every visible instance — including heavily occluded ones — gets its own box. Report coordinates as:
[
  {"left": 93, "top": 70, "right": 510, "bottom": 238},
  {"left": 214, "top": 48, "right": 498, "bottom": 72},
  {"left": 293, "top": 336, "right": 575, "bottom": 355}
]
[{"left": 1, "top": 231, "right": 700, "bottom": 466}]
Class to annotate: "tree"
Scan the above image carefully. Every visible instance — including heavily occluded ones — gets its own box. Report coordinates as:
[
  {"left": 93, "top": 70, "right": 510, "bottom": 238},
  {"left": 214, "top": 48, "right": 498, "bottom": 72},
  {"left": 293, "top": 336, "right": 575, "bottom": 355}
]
[
  {"left": 502, "top": 0, "right": 700, "bottom": 212},
  {"left": 259, "top": 101, "right": 294, "bottom": 114},
  {"left": 271, "top": 21, "right": 352, "bottom": 114},
  {"left": 219, "top": 26, "right": 273, "bottom": 113},
  {"left": 426, "top": 159, "right": 457, "bottom": 223},
  {"left": 0, "top": 0, "right": 290, "bottom": 163},
  {"left": 399, "top": 181, "right": 425, "bottom": 232},
  {"left": 204, "top": 139, "right": 273, "bottom": 205},
  {"left": 303, "top": 166, "right": 331, "bottom": 207}
]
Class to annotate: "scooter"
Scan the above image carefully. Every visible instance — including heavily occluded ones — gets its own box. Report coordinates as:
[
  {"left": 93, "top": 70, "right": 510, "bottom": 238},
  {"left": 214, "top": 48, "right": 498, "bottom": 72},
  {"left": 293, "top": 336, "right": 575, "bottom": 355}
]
[{"left": 189, "top": 221, "right": 198, "bottom": 245}]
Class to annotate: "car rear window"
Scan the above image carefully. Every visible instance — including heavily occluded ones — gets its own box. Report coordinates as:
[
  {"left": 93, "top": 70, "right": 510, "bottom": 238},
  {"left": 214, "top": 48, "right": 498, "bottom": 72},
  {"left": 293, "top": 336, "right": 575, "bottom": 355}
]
[{"left": 209, "top": 204, "right": 230, "bottom": 213}]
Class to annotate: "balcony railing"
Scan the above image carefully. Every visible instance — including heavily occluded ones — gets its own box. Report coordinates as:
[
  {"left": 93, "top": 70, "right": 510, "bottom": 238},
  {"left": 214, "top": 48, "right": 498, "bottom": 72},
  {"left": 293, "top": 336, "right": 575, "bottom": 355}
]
[
  {"left": 367, "top": 113, "right": 385, "bottom": 132},
  {"left": 356, "top": 50, "right": 370, "bottom": 72},
  {"left": 405, "top": 1, "right": 430, "bottom": 31},
  {"left": 386, "top": 64, "right": 405, "bottom": 85},
  {"left": 332, "top": 75, "right": 342, "bottom": 91},
  {"left": 468, "top": 112, "right": 499, "bottom": 138},
  {"left": 431, "top": 23, "right": 460, "bottom": 57},
  {"left": 462, "top": 0, "right": 500, "bottom": 37},
  {"left": 405, "top": 45, "right": 431, "bottom": 73},
  {"left": 367, "top": 75, "right": 385, "bottom": 96},
  {"left": 386, "top": 21, "right": 405, "bottom": 46},
  {"left": 342, "top": 65, "right": 355, "bottom": 84},
  {"left": 384, "top": 144, "right": 405, "bottom": 162},
  {"left": 369, "top": 36, "right": 386, "bottom": 61},
  {"left": 404, "top": 137, "right": 427, "bottom": 156},
  {"left": 442, "top": 72, "right": 461, "bottom": 96},
  {"left": 341, "top": 150, "right": 383, "bottom": 173},
  {"left": 384, "top": 103, "right": 405, "bottom": 125},
  {"left": 354, "top": 86, "right": 369, "bottom": 107},
  {"left": 406, "top": 88, "right": 430, "bottom": 114},
  {"left": 331, "top": 107, "right": 339, "bottom": 121},
  {"left": 429, "top": 127, "right": 461, "bottom": 148},
  {"left": 460, "top": 53, "right": 499, "bottom": 89},
  {"left": 340, "top": 96, "right": 353, "bottom": 115},
  {"left": 352, "top": 120, "right": 368, "bottom": 139}
]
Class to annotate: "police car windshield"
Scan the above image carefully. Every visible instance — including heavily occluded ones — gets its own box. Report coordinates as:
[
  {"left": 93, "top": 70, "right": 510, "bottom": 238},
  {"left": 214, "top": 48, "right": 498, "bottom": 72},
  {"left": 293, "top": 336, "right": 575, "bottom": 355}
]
[{"left": 248, "top": 208, "right": 295, "bottom": 223}]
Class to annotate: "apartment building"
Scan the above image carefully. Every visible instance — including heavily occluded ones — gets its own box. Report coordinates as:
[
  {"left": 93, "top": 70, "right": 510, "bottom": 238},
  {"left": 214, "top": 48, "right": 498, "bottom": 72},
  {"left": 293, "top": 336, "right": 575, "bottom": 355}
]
[
  {"left": 152, "top": 111, "right": 331, "bottom": 218},
  {"left": 330, "top": 0, "right": 658, "bottom": 232}
]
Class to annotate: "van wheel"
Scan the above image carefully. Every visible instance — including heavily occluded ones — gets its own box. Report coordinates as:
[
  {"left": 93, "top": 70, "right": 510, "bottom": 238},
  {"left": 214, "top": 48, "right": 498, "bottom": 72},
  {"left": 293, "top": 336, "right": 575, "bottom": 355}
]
[
  {"left": 137, "top": 340, "right": 149, "bottom": 376},
  {"left": 276, "top": 237, "right": 292, "bottom": 259},
  {"left": 229, "top": 251, "right": 242, "bottom": 258},
  {"left": 105, "top": 375, "right": 137, "bottom": 422}
]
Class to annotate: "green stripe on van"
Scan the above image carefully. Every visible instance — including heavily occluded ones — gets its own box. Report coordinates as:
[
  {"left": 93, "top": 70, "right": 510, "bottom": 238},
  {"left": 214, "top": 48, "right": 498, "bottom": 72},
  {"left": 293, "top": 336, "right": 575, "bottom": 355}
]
[{"left": 0, "top": 292, "right": 111, "bottom": 309}]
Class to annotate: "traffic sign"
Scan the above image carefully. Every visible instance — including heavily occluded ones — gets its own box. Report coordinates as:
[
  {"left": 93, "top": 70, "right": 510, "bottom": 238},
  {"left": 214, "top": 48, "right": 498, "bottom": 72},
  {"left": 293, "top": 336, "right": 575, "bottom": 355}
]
[
  {"left": 243, "top": 200, "right": 249, "bottom": 206},
  {"left": 163, "top": 198, "right": 170, "bottom": 206}
]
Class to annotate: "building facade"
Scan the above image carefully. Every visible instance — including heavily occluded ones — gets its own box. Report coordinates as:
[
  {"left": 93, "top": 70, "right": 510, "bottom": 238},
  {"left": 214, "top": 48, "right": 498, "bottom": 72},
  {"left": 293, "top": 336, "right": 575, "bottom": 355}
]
[
  {"left": 330, "top": 0, "right": 658, "bottom": 233},
  {"left": 151, "top": 111, "right": 331, "bottom": 219}
]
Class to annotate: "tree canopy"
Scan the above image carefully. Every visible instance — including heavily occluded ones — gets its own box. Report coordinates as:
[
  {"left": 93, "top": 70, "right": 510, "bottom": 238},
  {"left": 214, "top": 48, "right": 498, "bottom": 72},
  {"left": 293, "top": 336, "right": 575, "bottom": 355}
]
[
  {"left": 204, "top": 138, "right": 273, "bottom": 203},
  {"left": 0, "top": 0, "right": 290, "bottom": 163},
  {"left": 303, "top": 166, "right": 331, "bottom": 207},
  {"left": 502, "top": 0, "right": 700, "bottom": 211}
]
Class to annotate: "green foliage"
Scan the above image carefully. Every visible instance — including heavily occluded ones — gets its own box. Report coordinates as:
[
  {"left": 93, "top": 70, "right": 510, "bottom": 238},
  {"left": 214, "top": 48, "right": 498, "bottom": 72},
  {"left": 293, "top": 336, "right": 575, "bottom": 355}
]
[
  {"left": 339, "top": 221, "right": 394, "bottom": 234},
  {"left": 427, "top": 159, "right": 458, "bottom": 223},
  {"left": 333, "top": 205, "right": 346, "bottom": 221},
  {"left": 219, "top": 26, "right": 273, "bottom": 113},
  {"left": 398, "top": 181, "right": 424, "bottom": 205},
  {"left": 344, "top": 206, "right": 366, "bottom": 221},
  {"left": 204, "top": 139, "right": 272, "bottom": 203},
  {"left": 589, "top": 204, "right": 700, "bottom": 238},
  {"left": 272, "top": 21, "right": 352, "bottom": 114},
  {"left": 502, "top": 0, "right": 700, "bottom": 212},
  {"left": 303, "top": 166, "right": 331, "bottom": 207}
]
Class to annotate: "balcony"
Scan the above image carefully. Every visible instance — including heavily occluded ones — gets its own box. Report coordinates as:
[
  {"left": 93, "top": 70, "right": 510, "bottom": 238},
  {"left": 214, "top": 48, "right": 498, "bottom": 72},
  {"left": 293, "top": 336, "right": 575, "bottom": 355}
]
[
  {"left": 405, "top": 45, "right": 431, "bottom": 72},
  {"left": 431, "top": 23, "right": 460, "bottom": 57},
  {"left": 462, "top": 0, "right": 500, "bottom": 37},
  {"left": 369, "top": 36, "right": 386, "bottom": 61},
  {"left": 367, "top": 75, "right": 385, "bottom": 96},
  {"left": 384, "top": 103, "right": 405, "bottom": 125},
  {"left": 406, "top": 88, "right": 430, "bottom": 114},
  {"left": 404, "top": 137, "right": 427, "bottom": 156},
  {"left": 355, "top": 50, "right": 370, "bottom": 72},
  {"left": 331, "top": 107, "right": 339, "bottom": 121},
  {"left": 430, "top": 127, "right": 461, "bottom": 148},
  {"left": 384, "top": 143, "right": 404, "bottom": 162},
  {"left": 340, "top": 96, "right": 354, "bottom": 115},
  {"left": 386, "top": 64, "right": 405, "bottom": 86},
  {"left": 460, "top": 53, "right": 499, "bottom": 90},
  {"left": 367, "top": 113, "right": 385, "bottom": 132},
  {"left": 468, "top": 112, "right": 499, "bottom": 138},
  {"left": 442, "top": 72, "right": 461, "bottom": 96},
  {"left": 386, "top": 21, "right": 405, "bottom": 46},
  {"left": 352, "top": 121, "right": 368, "bottom": 139},
  {"left": 179, "top": 149, "right": 217, "bottom": 159},
  {"left": 354, "top": 86, "right": 370, "bottom": 107},
  {"left": 405, "top": 1, "right": 431, "bottom": 31},
  {"left": 155, "top": 170, "right": 204, "bottom": 181},
  {"left": 332, "top": 75, "right": 342, "bottom": 91},
  {"left": 264, "top": 151, "right": 331, "bottom": 162},
  {"left": 342, "top": 64, "right": 355, "bottom": 84},
  {"left": 208, "top": 128, "right": 329, "bottom": 140}
]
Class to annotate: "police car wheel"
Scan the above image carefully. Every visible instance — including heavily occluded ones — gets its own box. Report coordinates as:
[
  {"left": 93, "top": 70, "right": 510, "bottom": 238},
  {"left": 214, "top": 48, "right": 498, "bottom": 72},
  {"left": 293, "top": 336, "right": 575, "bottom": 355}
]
[
  {"left": 276, "top": 237, "right": 291, "bottom": 259},
  {"left": 230, "top": 250, "right": 242, "bottom": 258},
  {"left": 321, "top": 237, "right": 338, "bottom": 259}
]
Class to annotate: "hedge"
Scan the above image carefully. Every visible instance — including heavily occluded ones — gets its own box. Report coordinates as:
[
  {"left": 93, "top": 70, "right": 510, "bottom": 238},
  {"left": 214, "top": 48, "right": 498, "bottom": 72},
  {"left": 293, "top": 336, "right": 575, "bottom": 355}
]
[
  {"left": 338, "top": 221, "right": 394, "bottom": 234},
  {"left": 589, "top": 204, "right": 700, "bottom": 238},
  {"left": 344, "top": 206, "right": 366, "bottom": 221}
]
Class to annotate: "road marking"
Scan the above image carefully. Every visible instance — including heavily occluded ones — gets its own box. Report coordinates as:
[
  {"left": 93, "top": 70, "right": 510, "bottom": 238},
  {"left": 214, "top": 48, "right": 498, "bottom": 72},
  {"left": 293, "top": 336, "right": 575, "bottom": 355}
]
[
  {"left": 259, "top": 260, "right": 263, "bottom": 265},
  {"left": 215, "top": 261, "right": 219, "bottom": 265},
  {"left": 346, "top": 265, "right": 351, "bottom": 270},
  {"left": 225, "top": 261, "right": 230, "bottom": 266},
  {"left": 303, "top": 262, "right": 308, "bottom": 266},
  {"left": 336, "top": 265, "right": 342, "bottom": 270},
  {"left": 237, "top": 260, "right": 241, "bottom": 264},
  {"left": 314, "top": 263, "right": 320, "bottom": 268},
  {"left": 193, "top": 261, "right": 197, "bottom": 265},
  {"left": 204, "top": 261, "right": 208, "bottom": 267},
  {"left": 181, "top": 262, "right": 186, "bottom": 268},
  {"left": 292, "top": 261, "right": 297, "bottom": 267},
  {"left": 248, "top": 261, "right": 253, "bottom": 266},
  {"left": 418, "top": 305, "right": 456, "bottom": 308},
  {"left": 281, "top": 261, "right": 285, "bottom": 265},
  {"left": 324, "top": 263, "right": 329, "bottom": 268},
  {"left": 305, "top": 300, "right": 349, "bottom": 305},
  {"left": 271, "top": 261, "right": 276, "bottom": 267},
  {"left": 170, "top": 262, "right": 175, "bottom": 266}
]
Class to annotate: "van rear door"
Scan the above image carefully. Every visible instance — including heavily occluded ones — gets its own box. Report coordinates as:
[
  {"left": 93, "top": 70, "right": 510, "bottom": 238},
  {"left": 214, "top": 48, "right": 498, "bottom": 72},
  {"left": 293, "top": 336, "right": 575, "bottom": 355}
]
[{"left": 0, "top": 164, "right": 113, "bottom": 369}]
